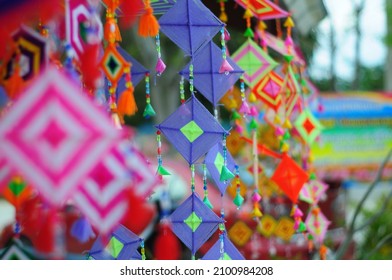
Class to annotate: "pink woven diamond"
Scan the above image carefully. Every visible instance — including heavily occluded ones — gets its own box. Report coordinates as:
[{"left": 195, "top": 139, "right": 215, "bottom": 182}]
[{"left": 0, "top": 67, "right": 121, "bottom": 206}]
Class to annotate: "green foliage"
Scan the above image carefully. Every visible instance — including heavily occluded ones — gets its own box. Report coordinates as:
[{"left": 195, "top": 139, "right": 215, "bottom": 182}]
[{"left": 357, "top": 195, "right": 392, "bottom": 260}]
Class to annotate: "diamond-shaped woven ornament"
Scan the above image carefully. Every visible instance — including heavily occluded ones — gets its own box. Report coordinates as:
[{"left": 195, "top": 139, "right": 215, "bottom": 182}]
[
  {"left": 235, "top": 0, "right": 289, "bottom": 20},
  {"left": 300, "top": 180, "right": 328, "bottom": 205},
  {"left": 282, "top": 65, "right": 300, "bottom": 117},
  {"left": 116, "top": 46, "right": 149, "bottom": 93},
  {"left": 270, "top": 154, "right": 309, "bottom": 203},
  {"left": 73, "top": 142, "right": 131, "bottom": 235},
  {"left": 66, "top": 0, "right": 103, "bottom": 59},
  {"left": 253, "top": 70, "right": 283, "bottom": 112},
  {"left": 89, "top": 224, "right": 142, "bottom": 260},
  {"left": 294, "top": 109, "right": 323, "bottom": 144},
  {"left": 100, "top": 44, "right": 127, "bottom": 85},
  {"left": 0, "top": 67, "right": 121, "bottom": 206},
  {"left": 6, "top": 25, "right": 48, "bottom": 81},
  {"left": 205, "top": 142, "right": 236, "bottom": 195},
  {"left": 274, "top": 217, "right": 295, "bottom": 242},
  {"left": 159, "top": 0, "right": 224, "bottom": 56},
  {"left": 156, "top": 96, "right": 226, "bottom": 165},
  {"left": 305, "top": 208, "right": 330, "bottom": 244},
  {"left": 202, "top": 234, "right": 245, "bottom": 260},
  {"left": 169, "top": 192, "right": 221, "bottom": 255},
  {"left": 180, "top": 41, "right": 243, "bottom": 106},
  {"left": 228, "top": 221, "right": 252, "bottom": 247},
  {"left": 257, "top": 214, "right": 277, "bottom": 238},
  {"left": 232, "top": 39, "right": 278, "bottom": 88}
]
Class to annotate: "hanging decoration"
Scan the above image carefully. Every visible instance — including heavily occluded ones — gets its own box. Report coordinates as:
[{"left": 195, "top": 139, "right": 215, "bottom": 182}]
[
  {"left": 0, "top": 67, "right": 122, "bottom": 207},
  {"left": 156, "top": 96, "right": 227, "bottom": 165},
  {"left": 179, "top": 41, "right": 243, "bottom": 106},
  {"left": 168, "top": 192, "right": 222, "bottom": 257},
  {"left": 88, "top": 224, "right": 144, "bottom": 260},
  {"left": 158, "top": 0, "right": 224, "bottom": 57}
]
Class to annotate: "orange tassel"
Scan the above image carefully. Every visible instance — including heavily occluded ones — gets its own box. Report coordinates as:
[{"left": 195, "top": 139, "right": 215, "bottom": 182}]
[
  {"left": 5, "top": 67, "right": 24, "bottom": 99},
  {"left": 104, "top": 16, "right": 122, "bottom": 43},
  {"left": 117, "top": 84, "right": 137, "bottom": 123},
  {"left": 138, "top": 1, "right": 159, "bottom": 37}
]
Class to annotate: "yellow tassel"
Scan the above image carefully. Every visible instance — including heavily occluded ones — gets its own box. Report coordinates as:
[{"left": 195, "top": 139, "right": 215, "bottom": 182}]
[
  {"left": 284, "top": 17, "right": 295, "bottom": 28},
  {"left": 138, "top": 1, "right": 160, "bottom": 37},
  {"left": 258, "top": 21, "right": 267, "bottom": 30},
  {"left": 243, "top": 8, "right": 253, "bottom": 19},
  {"left": 219, "top": 11, "right": 228, "bottom": 23},
  {"left": 283, "top": 118, "right": 292, "bottom": 129},
  {"left": 252, "top": 204, "right": 263, "bottom": 218},
  {"left": 248, "top": 92, "right": 257, "bottom": 103},
  {"left": 117, "top": 84, "right": 138, "bottom": 124}
]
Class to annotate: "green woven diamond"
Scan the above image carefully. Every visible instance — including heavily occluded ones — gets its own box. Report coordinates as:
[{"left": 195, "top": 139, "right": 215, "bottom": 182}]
[
  {"left": 222, "top": 253, "right": 232, "bottom": 260},
  {"left": 180, "top": 121, "right": 203, "bottom": 143},
  {"left": 214, "top": 152, "right": 224, "bottom": 174},
  {"left": 184, "top": 212, "right": 202, "bottom": 232},
  {"left": 105, "top": 237, "right": 124, "bottom": 258}
]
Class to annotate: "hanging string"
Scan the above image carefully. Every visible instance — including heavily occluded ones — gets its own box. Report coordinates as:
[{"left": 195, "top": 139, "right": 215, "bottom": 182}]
[
  {"left": 238, "top": 78, "right": 250, "bottom": 117},
  {"left": 219, "top": 27, "right": 233, "bottom": 74},
  {"left": 243, "top": 1, "right": 254, "bottom": 39},
  {"left": 258, "top": 20, "right": 268, "bottom": 52},
  {"left": 155, "top": 33, "right": 166, "bottom": 76},
  {"left": 202, "top": 163, "right": 213, "bottom": 209},
  {"left": 220, "top": 134, "right": 235, "bottom": 182},
  {"left": 156, "top": 130, "right": 171, "bottom": 177},
  {"left": 179, "top": 75, "right": 185, "bottom": 104},
  {"left": 251, "top": 126, "right": 262, "bottom": 219},
  {"left": 274, "top": 0, "right": 283, "bottom": 38},
  {"left": 189, "top": 63, "right": 194, "bottom": 96},
  {"left": 141, "top": 240, "right": 146, "bottom": 260},
  {"left": 219, "top": 0, "right": 228, "bottom": 23},
  {"left": 233, "top": 165, "right": 244, "bottom": 208},
  {"left": 191, "top": 164, "right": 195, "bottom": 193},
  {"left": 143, "top": 73, "right": 156, "bottom": 118}
]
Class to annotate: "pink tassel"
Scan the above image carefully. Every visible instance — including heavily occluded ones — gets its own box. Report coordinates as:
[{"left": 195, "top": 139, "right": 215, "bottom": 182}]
[
  {"left": 250, "top": 106, "right": 258, "bottom": 117},
  {"left": 219, "top": 59, "right": 234, "bottom": 74},
  {"left": 294, "top": 207, "right": 303, "bottom": 218},
  {"left": 285, "top": 36, "right": 293, "bottom": 48},
  {"left": 275, "top": 127, "right": 285, "bottom": 136},
  {"left": 293, "top": 219, "right": 300, "bottom": 230},
  {"left": 252, "top": 192, "right": 262, "bottom": 203},
  {"left": 224, "top": 28, "right": 231, "bottom": 41},
  {"left": 239, "top": 101, "right": 250, "bottom": 114},
  {"left": 236, "top": 124, "right": 244, "bottom": 134},
  {"left": 155, "top": 58, "right": 166, "bottom": 76}
]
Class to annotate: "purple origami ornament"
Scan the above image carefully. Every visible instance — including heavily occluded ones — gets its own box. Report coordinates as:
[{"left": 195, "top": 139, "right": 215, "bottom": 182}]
[
  {"left": 202, "top": 234, "right": 245, "bottom": 260},
  {"left": 205, "top": 142, "right": 236, "bottom": 194},
  {"left": 180, "top": 41, "right": 243, "bottom": 106},
  {"left": 159, "top": 0, "right": 224, "bottom": 56},
  {"left": 169, "top": 192, "right": 222, "bottom": 256},
  {"left": 156, "top": 96, "right": 227, "bottom": 165},
  {"left": 89, "top": 224, "right": 142, "bottom": 260}
]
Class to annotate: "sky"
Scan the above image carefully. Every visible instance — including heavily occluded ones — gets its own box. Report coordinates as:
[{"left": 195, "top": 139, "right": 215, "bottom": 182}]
[{"left": 311, "top": 0, "right": 386, "bottom": 80}]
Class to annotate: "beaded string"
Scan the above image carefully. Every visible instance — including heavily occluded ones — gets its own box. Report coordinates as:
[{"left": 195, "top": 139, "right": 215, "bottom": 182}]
[
  {"left": 233, "top": 165, "right": 244, "bottom": 208},
  {"left": 202, "top": 163, "right": 213, "bottom": 209},
  {"left": 141, "top": 240, "right": 146, "bottom": 260},
  {"left": 143, "top": 73, "right": 156, "bottom": 118},
  {"left": 179, "top": 75, "right": 185, "bottom": 104}
]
